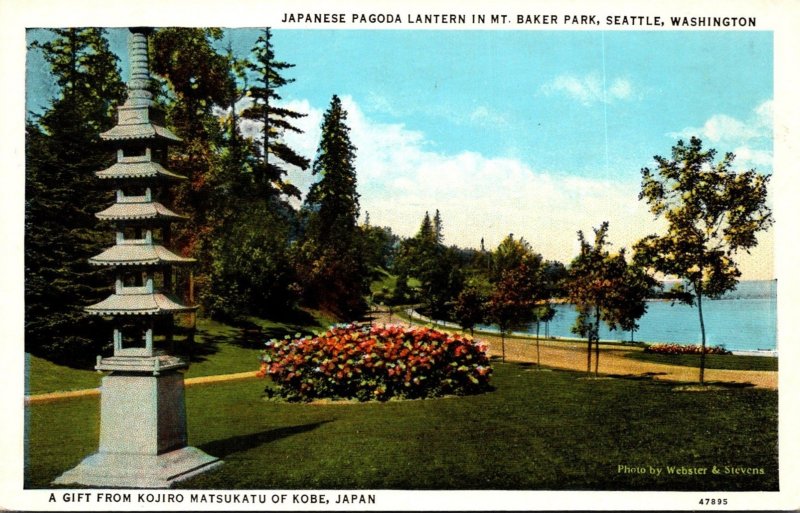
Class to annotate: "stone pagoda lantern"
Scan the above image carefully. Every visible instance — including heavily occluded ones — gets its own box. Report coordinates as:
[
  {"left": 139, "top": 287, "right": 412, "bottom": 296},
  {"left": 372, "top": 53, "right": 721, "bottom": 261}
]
[{"left": 54, "top": 28, "right": 221, "bottom": 488}]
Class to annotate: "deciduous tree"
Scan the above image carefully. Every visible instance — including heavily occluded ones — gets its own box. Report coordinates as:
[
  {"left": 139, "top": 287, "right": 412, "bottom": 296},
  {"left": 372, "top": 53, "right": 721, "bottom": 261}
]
[
  {"left": 453, "top": 286, "right": 486, "bottom": 337},
  {"left": 635, "top": 137, "right": 772, "bottom": 383},
  {"left": 487, "top": 262, "right": 538, "bottom": 363},
  {"left": 566, "top": 222, "right": 626, "bottom": 377}
]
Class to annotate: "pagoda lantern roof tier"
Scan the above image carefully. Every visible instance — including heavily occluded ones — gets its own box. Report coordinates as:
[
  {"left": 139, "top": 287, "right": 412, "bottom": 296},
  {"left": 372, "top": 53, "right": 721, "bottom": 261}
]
[
  {"left": 100, "top": 104, "right": 181, "bottom": 143},
  {"left": 96, "top": 201, "right": 187, "bottom": 222},
  {"left": 86, "top": 292, "right": 197, "bottom": 316},
  {"left": 96, "top": 158, "right": 186, "bottom": 181},
  {"left": 89, "top": 244, "right": 195, "bottom": 266}
]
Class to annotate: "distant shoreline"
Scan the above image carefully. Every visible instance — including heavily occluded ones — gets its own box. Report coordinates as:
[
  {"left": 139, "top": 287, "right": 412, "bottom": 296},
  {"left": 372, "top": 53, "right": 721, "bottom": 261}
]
[{"left": 400, "top": 308, "right": 778, "bottom": 357}]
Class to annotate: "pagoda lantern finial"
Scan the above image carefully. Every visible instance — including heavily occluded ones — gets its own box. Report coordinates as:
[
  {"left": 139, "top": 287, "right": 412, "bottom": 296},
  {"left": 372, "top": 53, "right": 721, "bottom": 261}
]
[{"left": 125, "top": 28, "right": 154, "bottom": 106}]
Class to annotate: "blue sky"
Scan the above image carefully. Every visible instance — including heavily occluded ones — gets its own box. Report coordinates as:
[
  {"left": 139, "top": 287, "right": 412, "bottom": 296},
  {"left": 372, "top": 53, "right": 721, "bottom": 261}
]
[{"left": 26, "top": 29, "right": 775, "bottom": 278}]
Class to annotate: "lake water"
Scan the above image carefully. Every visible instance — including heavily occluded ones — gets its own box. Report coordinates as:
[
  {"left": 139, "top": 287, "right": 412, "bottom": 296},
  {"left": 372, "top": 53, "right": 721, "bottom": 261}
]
[{"left": 477, "top": 281, "right": 778, "bottom": 352}]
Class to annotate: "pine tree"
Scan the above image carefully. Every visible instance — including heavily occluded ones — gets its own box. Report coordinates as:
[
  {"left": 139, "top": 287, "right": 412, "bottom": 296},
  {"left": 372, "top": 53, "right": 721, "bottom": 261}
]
[
  {"left": 298, "top": 95, "right": 367, "bottom": 318},
  {"left": 25, "top": 28, "right": 126, "bottom": 362},
  {"left": 396, "top": 211, "right": 462, "bottom": 319},
  {"left": 432, "top": 209, "right": 444, "bottom": 245},
  {"left": 241, "top": 27, "right": 310, "bottom": 198},
  {"left": 205, "top": 32, "right": 307, "bottom": 320}
]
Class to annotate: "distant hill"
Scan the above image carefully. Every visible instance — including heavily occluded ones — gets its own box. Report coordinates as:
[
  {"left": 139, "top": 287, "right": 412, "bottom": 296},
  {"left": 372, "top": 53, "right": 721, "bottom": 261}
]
[
  {"left": 660, "top": 279, "right": 777, "bottom": 300},
  {"left": 721, "top": 279, "right": 777, "bottom": 299}
]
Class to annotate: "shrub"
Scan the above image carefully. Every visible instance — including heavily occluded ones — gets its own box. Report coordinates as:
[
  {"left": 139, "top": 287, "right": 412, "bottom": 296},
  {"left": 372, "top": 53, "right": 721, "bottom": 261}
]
[
  {"left": 258, "top": 324, "right": 493, "bottom": 402},
  {"left": 644, "top": 343, "right": 732, "bottom": 355}
]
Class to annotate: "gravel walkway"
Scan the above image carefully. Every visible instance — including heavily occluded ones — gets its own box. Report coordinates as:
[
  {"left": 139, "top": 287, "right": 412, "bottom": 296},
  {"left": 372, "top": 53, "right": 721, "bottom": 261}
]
[
  {"left": 371, "top": 312, "right": 778, "bottom": 390},
  {"left": 25, "top": 314, "right": 777, "bottom": 404}
]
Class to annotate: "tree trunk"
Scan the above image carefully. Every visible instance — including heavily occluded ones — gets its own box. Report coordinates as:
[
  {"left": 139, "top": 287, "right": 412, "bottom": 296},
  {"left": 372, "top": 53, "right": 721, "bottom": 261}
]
[
  {"left": 586, "top": 336, "right": 592, "bottom": 376},
  {"left": 536, "top": 321, "right": 541, "bottom": 369},
  {"left": 697, "top": 282, "right": 707, "bottom": 385},
  {"left": 594, "top": 306, "right": 601, "bottom": 377},
  {"left": 501, "top": 331, "right": 506, "bottom": 363}
]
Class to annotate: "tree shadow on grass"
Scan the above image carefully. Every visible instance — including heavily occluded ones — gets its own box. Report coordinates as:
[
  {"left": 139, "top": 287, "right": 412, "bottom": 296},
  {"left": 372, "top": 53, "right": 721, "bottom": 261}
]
[
  {"left": 606, "top": 371, "right": 757, "bottom": 390},
  {"left": 606, "top": 371, "right": 669, "bottom": 382},
  {"left": 671, "top": 381, "right": 757, "bottom": 391},
  {"left": 224, "top": 315, "right": 327, "bottom": 350},
  {"left": 199, "top": 420, "right": 333, "bottom": 459}
]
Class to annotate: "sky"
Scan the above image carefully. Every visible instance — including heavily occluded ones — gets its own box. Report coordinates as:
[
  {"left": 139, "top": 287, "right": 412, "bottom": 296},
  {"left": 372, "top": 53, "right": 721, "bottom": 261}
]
[{"left": 26, "top": 28, "right": 775, "bottom": 279}]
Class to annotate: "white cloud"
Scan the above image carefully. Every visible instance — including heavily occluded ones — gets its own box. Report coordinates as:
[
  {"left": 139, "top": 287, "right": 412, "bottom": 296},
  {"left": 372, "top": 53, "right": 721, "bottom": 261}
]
[
  {"left": 608, "top": 78, "right": 633, "bottom": 100},
  {"left": 541, "top": 73, "right": 634, "bottom": 106},
  {"left": 469, "top": 105, "right": 509, "bottom": 128},
  {"left": 281, "top": 96, "right": 655, "bottom": 266},
  {"left": 669, "top": 100, "right": 773, "bottom": 171},
  {"left": 251, "top": 95, "right": 772, "bottom": 279}
]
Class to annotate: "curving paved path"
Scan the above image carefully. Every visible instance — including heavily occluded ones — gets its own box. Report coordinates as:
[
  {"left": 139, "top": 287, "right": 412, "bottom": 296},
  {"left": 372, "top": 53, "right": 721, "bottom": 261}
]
[
  {"left": 25, "top": 371, "right": 259, "bottom": 404},
  {"left": 371, "top": 312, "right": 778, "bottom": 390},
  {"left": 25, "top": 315, "right": 777, "bottom": 404}
]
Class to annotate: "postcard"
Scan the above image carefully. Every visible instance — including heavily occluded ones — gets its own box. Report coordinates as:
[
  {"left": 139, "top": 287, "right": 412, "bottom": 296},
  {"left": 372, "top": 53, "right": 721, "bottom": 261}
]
[{"left": 3, "top": 0, "right": 799, "bottom": 510}]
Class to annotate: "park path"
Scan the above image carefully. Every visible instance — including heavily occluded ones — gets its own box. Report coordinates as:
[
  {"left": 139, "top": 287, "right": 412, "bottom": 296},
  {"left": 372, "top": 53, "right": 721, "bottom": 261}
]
[
  {"left": 25, "top": 371, "right": 259, "bottom": 404},
  {"left": 370, "top": 312, "right": 778, "bottom": 390},
  {"left": 25, "top": 314, "right": 777, "bottom": 404}
]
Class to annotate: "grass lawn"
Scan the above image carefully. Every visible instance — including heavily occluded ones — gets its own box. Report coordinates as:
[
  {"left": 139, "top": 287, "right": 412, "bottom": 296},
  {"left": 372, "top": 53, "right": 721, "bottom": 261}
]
[
  {"left": 624, "top": 352, "right": 778, "bottom": 372},
  {"left": 25, "top": 312, "right": 336, "bottom": 396},
  {"left": 370, "top": 268, "right": 421, "bottom": 296},
  {"left": 26, "top": 362, "right": 778, "bottom": 491}
]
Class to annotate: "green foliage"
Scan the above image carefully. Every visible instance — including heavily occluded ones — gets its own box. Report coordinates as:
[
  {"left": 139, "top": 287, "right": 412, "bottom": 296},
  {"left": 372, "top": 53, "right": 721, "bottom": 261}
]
[
  {"left": 205, "top": 199, "right": 300, "bottom": 321},
  {"left": 452, "top": 286, "right": 486, "bottom": 335},
  {"left": 635, "top": 137, "right": 773, "bottom": 383},
  {"left": 298, "top": 95, "right": 368, "bottom": 319},
  {"left": 151, "top": 28, "right": 234, "bottom": 300},
  {"left": 150, "top": 28, "right": 311, "bottom": 319},
  {"left": 395, "top": 211, "right": 464, "bottom": 318},
  {"left": 305, "top": 95, "right": 360, "bottom": 238},
  {"left": 25, "top": 28, "right": 125, "bottom": 362},
  {"left": 490, "top": 233, "right": 543, "bottom": 283},
  {"left": 567, "top": 222, "right": 655, "bottom": 375},
  {"left": 485, "top": 235, "right": 547, "bottom": 362},
  {"left": 260, "top": 324, "right": 493, "bottom": 402},
  {"left": 240, "top": 28, "right": 310, "bottom": 198},
  {"left": 361, "top": 221, "right": 400, "bottom": 275}
]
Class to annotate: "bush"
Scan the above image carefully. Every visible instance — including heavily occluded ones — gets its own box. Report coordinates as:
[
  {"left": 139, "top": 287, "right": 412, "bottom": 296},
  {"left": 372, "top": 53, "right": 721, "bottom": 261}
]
[
  {"left": 644, "top": 343, "right": 732, "bottom": 355},
  {"left": 258, "top": 324, "right": 493, "bottom": 402}
]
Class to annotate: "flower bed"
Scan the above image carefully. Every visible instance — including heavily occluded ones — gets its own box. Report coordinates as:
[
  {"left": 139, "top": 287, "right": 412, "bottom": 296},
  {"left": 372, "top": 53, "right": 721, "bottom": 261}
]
[
  {"left": 643, "top": 343, "right": 732, "bottom": 356},
  {"left": 258, "top": 324, "right": 493, "bottom": 402}
]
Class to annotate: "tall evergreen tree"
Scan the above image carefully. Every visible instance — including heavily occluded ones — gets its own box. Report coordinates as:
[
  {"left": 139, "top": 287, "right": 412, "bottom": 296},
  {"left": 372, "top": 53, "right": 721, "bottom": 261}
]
[
  {"left": 432, "top": 209, "right": 444, "bottom": 245},
  {"left": 298, "top": 95, "right": 368, "bottom": 318},
  {"left": 395, "top": 211, "right": 463, "bottom": 319},
  {"left": 241, "top": 27, "right": 311, "bottom": 198},
  {"left": 25, "top": 28, "right": 126, "bottom": 362},
  {"left": 205, "top": 31, "right": 308, "bottom": 319}
]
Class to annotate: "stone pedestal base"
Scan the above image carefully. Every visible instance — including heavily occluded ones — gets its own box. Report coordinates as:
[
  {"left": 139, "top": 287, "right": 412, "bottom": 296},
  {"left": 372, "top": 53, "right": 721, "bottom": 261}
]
[
  {"left": 53, "top": 446, "right": 221, "bottom": 488},
  {"left": 53, "top": 367, "right": 221, "bottom": 488}
]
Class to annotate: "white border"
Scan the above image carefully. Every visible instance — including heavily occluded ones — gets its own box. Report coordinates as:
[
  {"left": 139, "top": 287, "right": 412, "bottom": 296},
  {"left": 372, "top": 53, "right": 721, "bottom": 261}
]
[{"left": 3, "top": 0, "right": 798, "bottom": 510}]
